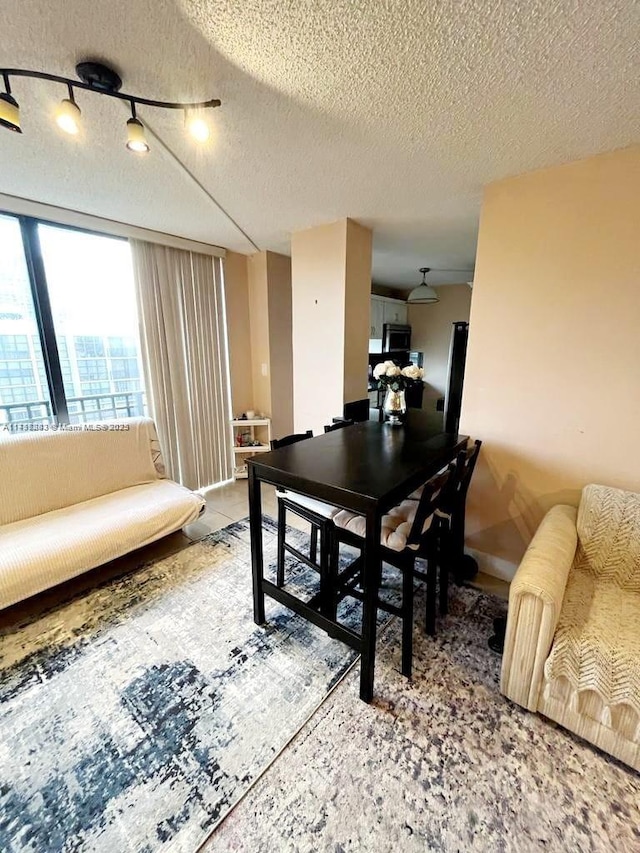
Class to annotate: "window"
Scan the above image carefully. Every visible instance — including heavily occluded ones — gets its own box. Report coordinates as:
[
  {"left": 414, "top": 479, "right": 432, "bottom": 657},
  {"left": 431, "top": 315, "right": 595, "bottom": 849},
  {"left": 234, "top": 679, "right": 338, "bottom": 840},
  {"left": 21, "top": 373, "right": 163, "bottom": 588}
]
[
  {"left": 0, "top": 215, "right": 53, "bottom": 424},
  {"left": 0, "top": 214, "right": 146, "bottom": 426}
]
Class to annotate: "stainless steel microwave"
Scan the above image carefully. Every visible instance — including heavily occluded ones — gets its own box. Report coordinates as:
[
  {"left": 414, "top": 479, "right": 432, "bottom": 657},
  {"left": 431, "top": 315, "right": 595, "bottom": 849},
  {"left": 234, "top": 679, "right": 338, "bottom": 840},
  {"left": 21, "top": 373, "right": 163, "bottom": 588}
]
[{"left": 383, "top": 323, "right": 411, "bottom": 352}]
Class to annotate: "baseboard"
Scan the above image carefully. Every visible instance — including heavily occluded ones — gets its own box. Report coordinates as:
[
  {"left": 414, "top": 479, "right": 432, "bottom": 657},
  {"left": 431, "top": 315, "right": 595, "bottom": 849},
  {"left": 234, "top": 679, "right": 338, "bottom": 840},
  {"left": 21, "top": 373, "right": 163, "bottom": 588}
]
[{"left": 465, "top": 547, "right": 517, "bottom": 583}]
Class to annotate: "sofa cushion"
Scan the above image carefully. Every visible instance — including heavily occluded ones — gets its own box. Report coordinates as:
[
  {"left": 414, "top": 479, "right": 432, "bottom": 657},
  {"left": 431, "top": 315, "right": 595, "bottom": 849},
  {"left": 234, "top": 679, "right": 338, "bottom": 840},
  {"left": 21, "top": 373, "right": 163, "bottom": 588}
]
[
  {"left": 0, "top": 480, "right": 204, "bottom": 610},
  {"left": 544, "top": 567, "right": 640, "bottom": 718},
  {"left": 0, "top": 418, "right": 160, "bottom": 525},
  {"left": 576, "top": 484, "right": 640, "bottom": 592}
]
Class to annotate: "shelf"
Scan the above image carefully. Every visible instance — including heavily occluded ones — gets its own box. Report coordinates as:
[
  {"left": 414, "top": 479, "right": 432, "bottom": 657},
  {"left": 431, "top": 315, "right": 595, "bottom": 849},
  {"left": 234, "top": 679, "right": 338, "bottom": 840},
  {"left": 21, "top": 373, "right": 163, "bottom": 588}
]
[{"left": 231, "top": 417, "right": 271, "bottom": 480}]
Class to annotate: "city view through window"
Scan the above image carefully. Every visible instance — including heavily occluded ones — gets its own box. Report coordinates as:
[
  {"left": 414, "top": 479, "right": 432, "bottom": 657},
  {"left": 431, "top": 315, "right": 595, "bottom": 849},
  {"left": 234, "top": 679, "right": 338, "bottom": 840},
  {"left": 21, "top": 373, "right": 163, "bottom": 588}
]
[{"left": 0, "top": 214, "right": 146, "bottom": 425}]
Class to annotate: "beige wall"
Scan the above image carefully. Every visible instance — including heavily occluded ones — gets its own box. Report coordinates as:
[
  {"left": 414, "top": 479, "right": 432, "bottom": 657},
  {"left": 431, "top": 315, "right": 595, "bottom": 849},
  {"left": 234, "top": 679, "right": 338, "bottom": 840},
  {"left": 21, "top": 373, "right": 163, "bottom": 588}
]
[
  {"left": 246, "top": 251, "right": 294, "bottom": 438},
  {"left": 223, "top": 251, "right": 253, "bottom": 417},
  {"left": 344, "top": 219, "right": 373, "bottom": 404},
  {"left": 266, "top": 251, "right": 294, "bottom": 438},
  {"left": 247, "top": 252, "right": 271, "bottom": 420},
  {"left": 461, "top": 145, "right": 640, "bottom": 580},
  {"left": 408, "top": 284, "right": 472, "bottom": 412}
]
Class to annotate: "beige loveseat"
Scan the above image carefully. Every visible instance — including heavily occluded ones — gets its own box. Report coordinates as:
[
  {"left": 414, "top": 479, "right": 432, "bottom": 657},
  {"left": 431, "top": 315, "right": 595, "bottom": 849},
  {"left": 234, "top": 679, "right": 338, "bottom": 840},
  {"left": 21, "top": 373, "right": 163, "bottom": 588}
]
[
  {"left": 501, "top": 484, "right": 639, "bottom": 771},
  {"left": 0, "top": 417, "right": 204, "bottom": 610}
]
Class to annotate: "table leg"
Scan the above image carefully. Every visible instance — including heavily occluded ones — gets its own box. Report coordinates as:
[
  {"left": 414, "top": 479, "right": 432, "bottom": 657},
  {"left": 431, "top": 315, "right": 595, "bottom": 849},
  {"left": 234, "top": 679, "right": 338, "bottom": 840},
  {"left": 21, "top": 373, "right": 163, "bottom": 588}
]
[
  {"left": 360, "top": 508, "right": 382, "bottom": 703},
  {"left": 248, "top": 464, "right": 265, "bottom": 624}
]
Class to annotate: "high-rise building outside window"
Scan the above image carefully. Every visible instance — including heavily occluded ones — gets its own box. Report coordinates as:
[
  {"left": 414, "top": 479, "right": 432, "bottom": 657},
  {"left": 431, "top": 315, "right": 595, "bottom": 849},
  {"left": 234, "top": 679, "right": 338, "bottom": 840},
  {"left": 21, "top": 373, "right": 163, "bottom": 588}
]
[{"left": 0, "top": 213, "right": 146, "bottom": 426}]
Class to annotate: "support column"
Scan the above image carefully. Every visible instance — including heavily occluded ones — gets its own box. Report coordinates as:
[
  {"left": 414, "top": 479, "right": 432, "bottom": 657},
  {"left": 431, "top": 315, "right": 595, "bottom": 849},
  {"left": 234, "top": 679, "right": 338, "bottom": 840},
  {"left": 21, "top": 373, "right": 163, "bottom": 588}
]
[
  {"left": 246, "top": 250, "right": 293, "bottom": 439},
  {"left": 291, "top": 218, "right": 372, "bottom": 434}
]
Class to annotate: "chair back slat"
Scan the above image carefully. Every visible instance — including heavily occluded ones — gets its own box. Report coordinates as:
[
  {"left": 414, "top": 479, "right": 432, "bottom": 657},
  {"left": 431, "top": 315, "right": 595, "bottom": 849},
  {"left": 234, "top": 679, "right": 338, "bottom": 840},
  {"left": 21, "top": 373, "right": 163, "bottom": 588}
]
[
  {"left": 323, "top": 420, "right": 354, "bottom": 433},
  {"left": 406, "top": 465, "right": 454, "bottom": 547},
  {"left": 435, "top": 439, "right": 482, "bottom": 516},
  {"left": 458, "top": 439, "right": 481, "bottom": 500},
  {"left": 270, "top": 430, "right": 313, "bottom": 450}
]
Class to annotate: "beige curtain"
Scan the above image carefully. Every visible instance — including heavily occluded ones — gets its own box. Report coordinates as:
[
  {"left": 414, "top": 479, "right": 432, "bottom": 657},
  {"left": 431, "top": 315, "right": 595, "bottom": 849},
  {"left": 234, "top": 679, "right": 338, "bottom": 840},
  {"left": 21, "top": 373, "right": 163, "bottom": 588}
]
[{"left": 130, "top": 240, "right": 232, "bottom": 490}]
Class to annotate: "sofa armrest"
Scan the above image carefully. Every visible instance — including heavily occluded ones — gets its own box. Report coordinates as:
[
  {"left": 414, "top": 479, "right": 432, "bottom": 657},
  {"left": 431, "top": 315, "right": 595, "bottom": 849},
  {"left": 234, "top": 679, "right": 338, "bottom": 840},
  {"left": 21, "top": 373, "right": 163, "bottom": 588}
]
[{"left": 500, "top": 504, "right": 578, "bottom": 711}]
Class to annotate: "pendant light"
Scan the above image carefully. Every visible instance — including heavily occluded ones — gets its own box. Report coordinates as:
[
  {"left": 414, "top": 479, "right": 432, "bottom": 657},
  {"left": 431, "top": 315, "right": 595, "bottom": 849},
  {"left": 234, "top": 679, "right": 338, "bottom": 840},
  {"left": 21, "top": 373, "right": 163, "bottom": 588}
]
[
  {"left": 0, "top": 73, "right": 20, "bottom": 133},
  {"left": 407, "top": 267, "right": 439, "bottom": 304}
]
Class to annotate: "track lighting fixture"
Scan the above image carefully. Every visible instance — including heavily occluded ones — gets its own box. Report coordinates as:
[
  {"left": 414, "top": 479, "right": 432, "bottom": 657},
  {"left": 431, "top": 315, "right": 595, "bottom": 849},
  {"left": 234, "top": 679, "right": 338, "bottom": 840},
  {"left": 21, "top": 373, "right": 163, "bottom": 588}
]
[
  {"left": 0, "top": 61, "right": 220, "bottom": 154},
  {"left": 0, "top": 73, "right": 21, "bottom": 133}
]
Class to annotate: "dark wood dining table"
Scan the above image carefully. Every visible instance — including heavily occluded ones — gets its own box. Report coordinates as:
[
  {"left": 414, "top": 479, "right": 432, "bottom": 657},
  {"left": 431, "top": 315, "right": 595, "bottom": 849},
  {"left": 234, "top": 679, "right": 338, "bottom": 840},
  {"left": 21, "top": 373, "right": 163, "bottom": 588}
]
[{"left": 247, "top": 410, "right": 469, "bottom": 702}]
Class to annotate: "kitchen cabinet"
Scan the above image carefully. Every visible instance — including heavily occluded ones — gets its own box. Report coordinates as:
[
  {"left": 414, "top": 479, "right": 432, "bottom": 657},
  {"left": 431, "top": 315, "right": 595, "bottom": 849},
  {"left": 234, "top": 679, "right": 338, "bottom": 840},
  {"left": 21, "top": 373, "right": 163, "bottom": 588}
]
[
  {"left": 370, "top": 295, "right": 408, "bottom": 341},
  {"left": 370, "top": 297, "right": 384, "bottom": 338},
  {"left": 383, "top": 300, "right": 408, "bottom": 325}
]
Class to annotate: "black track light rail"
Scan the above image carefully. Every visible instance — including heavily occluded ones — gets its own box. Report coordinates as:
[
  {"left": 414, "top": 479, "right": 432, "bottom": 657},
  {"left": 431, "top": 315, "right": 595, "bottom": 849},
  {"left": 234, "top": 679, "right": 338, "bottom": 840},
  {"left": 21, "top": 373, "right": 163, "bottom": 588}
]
[{"left": 1, "top": 68, "right": 221, "bottom": 110}]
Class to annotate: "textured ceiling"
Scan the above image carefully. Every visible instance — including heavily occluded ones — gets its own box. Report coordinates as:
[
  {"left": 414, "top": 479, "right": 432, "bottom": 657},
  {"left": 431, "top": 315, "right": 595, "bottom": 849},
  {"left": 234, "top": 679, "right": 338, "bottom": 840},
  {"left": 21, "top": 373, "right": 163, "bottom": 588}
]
[{"left": 2, "top": 1, "right": 639, "bottom": 287}]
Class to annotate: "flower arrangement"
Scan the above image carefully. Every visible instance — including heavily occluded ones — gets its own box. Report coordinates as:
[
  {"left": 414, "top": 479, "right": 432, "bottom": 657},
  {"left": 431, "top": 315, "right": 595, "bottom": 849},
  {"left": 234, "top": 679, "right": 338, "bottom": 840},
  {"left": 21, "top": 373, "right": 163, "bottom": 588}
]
[{"left": 373, "top": 360, "right": 424, "bottom": 391}]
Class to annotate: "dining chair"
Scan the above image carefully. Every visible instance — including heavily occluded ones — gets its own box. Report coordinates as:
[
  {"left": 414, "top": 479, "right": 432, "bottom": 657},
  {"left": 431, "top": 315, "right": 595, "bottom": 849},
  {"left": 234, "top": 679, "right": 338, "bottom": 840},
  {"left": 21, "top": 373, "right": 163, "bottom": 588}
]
[
  {"left": 270, "top": 431, "right": 340, "bottom": 593},
  {"left": 329, "top": 464, "right": 456, "bottom": 678},
  {"left": 342, "top": 399, "right": 370, "bottom": 422},
  {"left": 407, "top": 439, "right": 482, "bottom": 615},
  {"left": 450, "top": 439, "right": 482, "bottom": 586},
  {"left": 323, "top": 419, "right": 354, "bottom": 433}
]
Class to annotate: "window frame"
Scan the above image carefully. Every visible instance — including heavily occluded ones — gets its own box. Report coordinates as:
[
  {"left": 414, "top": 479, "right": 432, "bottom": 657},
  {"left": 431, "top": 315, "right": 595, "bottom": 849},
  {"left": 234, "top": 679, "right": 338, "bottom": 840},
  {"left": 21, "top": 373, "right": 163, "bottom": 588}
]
[{"left": 1, "top": 210, "right": 131, "bottom": 425}]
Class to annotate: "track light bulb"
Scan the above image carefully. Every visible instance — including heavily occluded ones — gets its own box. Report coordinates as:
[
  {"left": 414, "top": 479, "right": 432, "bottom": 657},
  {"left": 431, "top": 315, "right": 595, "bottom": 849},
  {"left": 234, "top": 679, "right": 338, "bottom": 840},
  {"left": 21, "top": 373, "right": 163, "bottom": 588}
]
[
  {"left": 0, "top": 92, "right": 21, "bottom": 133},
  {"left": 126, "top": 117, "right": 150, "bottom": 153},
  {"left": 55, "top": 98, "right": 81, "bottom": 135},
  {"left": 187, "top": 112, "right": 210, "bottom": 142}
]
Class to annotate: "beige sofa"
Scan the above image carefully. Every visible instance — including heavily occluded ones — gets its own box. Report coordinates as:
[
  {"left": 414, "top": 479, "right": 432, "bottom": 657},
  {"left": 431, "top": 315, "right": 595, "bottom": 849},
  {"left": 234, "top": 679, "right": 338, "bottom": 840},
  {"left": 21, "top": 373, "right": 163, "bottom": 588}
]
[
  {"left": 501, "top": 484, "right": 639, "bottom": 771},
  {"left": 0, "top": 417, "right": 204, "bottom": 610}
]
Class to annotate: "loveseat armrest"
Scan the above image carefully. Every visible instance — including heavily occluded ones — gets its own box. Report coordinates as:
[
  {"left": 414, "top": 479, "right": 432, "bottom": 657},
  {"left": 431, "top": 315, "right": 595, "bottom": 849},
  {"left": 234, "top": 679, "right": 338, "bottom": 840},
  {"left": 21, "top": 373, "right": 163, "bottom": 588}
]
[{"left": 501, "top": 504, "right": 578, "bottom": 711}]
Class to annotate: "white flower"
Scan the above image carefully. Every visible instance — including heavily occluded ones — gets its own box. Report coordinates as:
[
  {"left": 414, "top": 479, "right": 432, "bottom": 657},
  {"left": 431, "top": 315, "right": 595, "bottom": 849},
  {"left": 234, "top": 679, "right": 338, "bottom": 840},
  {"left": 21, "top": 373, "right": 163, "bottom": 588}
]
[
  {"left": 373, "top": 362, "right": 387, "bottom": 379},
  {"left": 385, "top": 364, "right": 401, "bottom": 377},
  {"left": 401, "top": 365, "right": 424, "bottom": 381}
]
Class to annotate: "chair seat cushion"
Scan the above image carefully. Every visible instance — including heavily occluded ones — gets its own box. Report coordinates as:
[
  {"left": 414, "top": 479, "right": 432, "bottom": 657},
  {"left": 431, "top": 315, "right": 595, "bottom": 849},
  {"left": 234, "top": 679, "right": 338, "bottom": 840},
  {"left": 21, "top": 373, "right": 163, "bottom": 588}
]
[
  {"left": 544, "top": 567, "right": 640, "bottom": 717},
  {"left": 333, "top": 501, "right": 432, "bottom": 552},
  {"left": 277, "top": 490, "right": 340, "bottom": 520}
]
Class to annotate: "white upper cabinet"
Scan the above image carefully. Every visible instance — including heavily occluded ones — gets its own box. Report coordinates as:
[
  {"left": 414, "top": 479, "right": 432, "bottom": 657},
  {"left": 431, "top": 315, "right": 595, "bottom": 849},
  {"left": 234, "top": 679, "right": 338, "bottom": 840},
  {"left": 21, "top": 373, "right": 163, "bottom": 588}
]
[
  {"left": 382, "top": 300, "right": 408, "bottom": 326},
  {"left": 369, "top": 294, "right": 408, "bottom": 352},
  {"left": 370, "top": 297, "right": 385, "bottom": 338}
]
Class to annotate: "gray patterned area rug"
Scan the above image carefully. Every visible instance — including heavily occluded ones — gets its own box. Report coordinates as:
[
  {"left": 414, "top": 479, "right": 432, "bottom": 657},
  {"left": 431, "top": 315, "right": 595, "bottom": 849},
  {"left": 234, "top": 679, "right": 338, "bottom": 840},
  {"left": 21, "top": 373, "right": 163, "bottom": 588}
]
[
  {"left": 207, "top": 585, "right": 640, "bottom": 853},
  {"left": 0, "top": 517, "right": 367, "bottom": 853}
]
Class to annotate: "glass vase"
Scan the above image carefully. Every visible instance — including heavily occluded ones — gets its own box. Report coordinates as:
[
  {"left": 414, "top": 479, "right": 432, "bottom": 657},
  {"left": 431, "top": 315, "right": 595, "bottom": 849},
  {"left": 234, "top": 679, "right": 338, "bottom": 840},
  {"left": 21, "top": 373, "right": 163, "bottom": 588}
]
[{"left": 383, "top": 388, "right": 406, "bottom": 426}]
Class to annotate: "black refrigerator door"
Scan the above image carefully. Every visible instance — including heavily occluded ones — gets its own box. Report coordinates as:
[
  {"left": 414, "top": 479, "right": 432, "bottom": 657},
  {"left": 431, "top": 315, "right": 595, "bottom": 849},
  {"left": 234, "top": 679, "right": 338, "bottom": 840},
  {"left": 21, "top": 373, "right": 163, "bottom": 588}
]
[{"left": 444, "top": 322, "right": 469, "bottom": 434}]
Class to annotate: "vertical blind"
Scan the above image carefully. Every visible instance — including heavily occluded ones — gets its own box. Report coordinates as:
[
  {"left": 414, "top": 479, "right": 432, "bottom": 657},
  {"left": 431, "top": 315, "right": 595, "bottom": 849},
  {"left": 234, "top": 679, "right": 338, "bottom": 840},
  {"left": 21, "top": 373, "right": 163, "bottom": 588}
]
[{"left": 130, "top": 240, "right": 232, "bottom": 490}]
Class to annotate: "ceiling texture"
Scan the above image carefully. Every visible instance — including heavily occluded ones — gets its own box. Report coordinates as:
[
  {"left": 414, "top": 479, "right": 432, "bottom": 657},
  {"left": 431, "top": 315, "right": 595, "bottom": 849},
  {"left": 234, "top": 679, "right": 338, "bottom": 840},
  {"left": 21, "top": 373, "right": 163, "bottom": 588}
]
[{"left": 2, "top": 0, "right": 639, "bottom": 288}]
